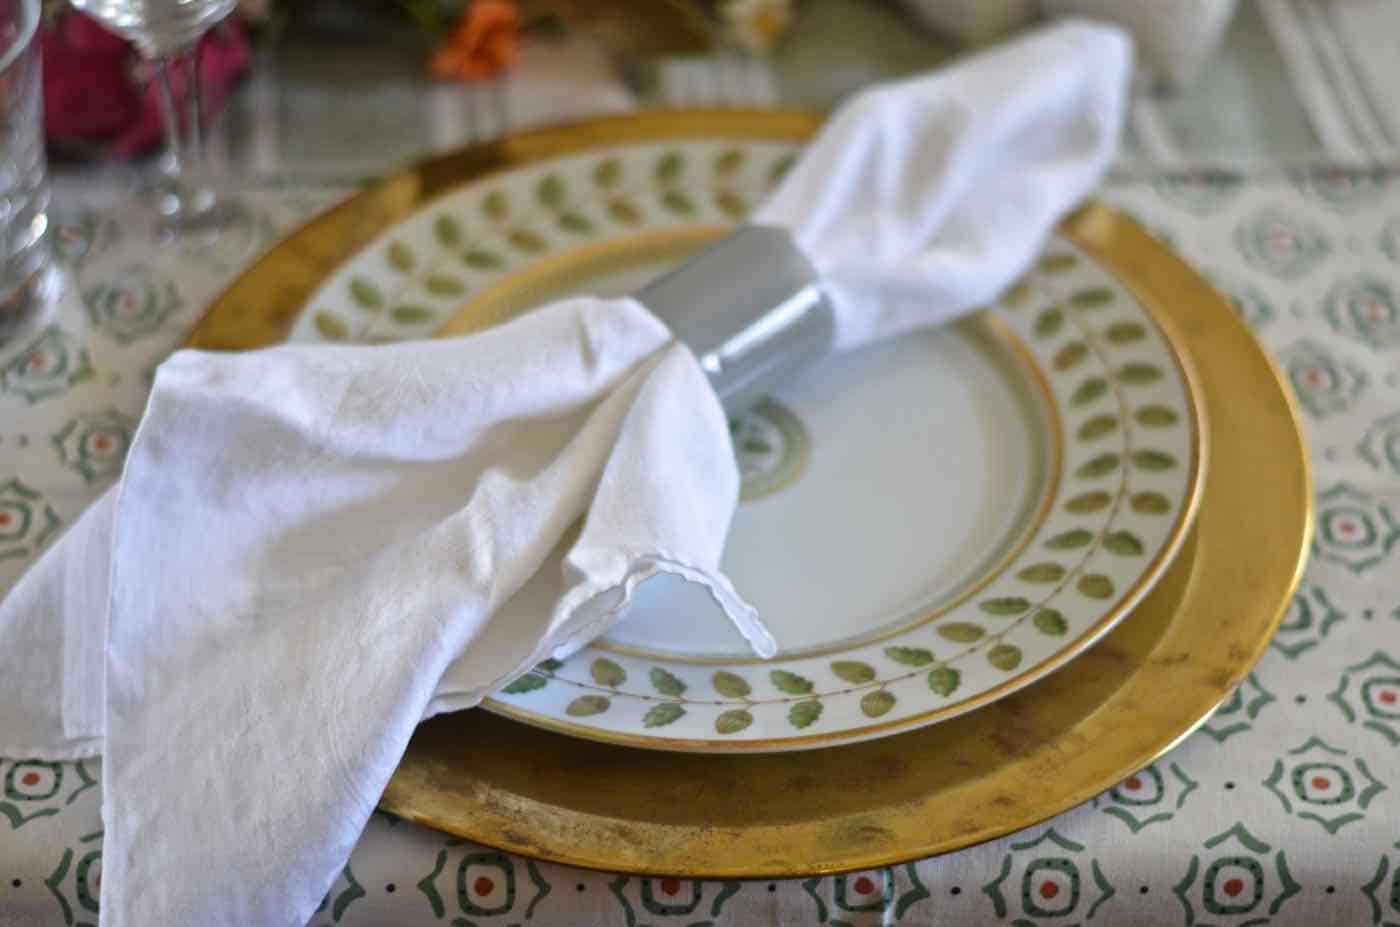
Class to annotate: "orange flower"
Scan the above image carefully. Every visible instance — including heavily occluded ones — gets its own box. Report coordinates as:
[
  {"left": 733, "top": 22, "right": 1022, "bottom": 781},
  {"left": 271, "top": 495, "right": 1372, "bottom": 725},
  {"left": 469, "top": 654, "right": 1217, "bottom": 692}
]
[{"left": 432, "top": 0, "right": 521, "bottom": 81}]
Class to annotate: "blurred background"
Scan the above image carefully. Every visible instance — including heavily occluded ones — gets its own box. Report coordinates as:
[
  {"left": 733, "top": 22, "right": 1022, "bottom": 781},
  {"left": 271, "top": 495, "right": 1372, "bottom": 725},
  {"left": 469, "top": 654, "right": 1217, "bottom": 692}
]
[{"left": 42, "top": 0, "right": 1399, "bottom": 194}]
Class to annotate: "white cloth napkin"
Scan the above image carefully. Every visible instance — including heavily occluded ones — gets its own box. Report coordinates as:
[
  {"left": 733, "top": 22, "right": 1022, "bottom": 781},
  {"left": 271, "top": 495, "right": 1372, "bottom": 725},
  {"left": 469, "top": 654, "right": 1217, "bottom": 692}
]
[{"left": 0, "top": 21, "right": 1129, "bottom": 927}]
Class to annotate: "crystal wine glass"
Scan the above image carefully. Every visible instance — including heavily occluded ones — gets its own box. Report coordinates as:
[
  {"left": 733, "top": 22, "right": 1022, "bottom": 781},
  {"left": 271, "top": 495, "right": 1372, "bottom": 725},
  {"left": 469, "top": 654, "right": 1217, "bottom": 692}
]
[{"left": 66, "top": 0, "right": 240, "bottom": 237}]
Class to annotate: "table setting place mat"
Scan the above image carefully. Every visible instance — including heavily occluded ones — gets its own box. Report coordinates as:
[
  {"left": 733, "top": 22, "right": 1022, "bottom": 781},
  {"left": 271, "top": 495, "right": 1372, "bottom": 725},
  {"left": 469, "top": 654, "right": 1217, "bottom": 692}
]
[{"left": 2, "top": 21, "right": 1394, "bottom": 927}]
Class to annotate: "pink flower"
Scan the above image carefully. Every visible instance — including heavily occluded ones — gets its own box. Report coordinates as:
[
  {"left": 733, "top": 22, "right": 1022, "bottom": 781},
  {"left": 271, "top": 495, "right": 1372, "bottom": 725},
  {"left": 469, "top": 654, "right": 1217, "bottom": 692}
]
[{"left": 41, "top": 12, "right": 251, "bottom": 159}]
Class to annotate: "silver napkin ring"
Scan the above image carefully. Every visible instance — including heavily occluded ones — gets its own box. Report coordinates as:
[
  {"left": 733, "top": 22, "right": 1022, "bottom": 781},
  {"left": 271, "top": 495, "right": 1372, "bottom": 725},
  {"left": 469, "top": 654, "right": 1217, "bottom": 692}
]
[{"left": 633, "top": 224, "right": 834, "bottom": 417}]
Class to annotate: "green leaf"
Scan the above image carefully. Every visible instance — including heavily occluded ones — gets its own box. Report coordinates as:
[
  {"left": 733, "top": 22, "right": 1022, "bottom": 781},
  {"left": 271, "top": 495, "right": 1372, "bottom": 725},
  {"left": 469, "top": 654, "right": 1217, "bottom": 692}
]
[
  {"left": 537, "top": 658, "right": 564, "bottom": 672},
  {"left": 768, "top": 153, "right": 797, "bottom": 185},
  {"left": 1104, "top": 531, "right": 1144, "bottom": 556},
  {"left": 771, "top": 670, "right": 814, "bottom": 695},
  {"left": 1117, "top": 363, "right": 1163, "bottom": 385},
  {"left": 1132, "top": 449, "right": 1176, "bottom": 471},
  {"left": 387, "top": 241, "right": 415, "bottom": 272},
  {"left": 558, "top": 212, "right": 593, "bottom": 234},
  {"left": 831, "top": 661, "right": 876, "bottom": 684},
  {"left": 391, "top": 305, "right": 433, "bottom": 324},
  {"left": 927, "top": 666, "right": 960, "bottom": 696},
  {"left": 501, "top": 672, "right": 546, "bottom": 695},
  {"left": 608, "top": 199, "right": 642, "bottom": 225},
  {"left": 643, "top": 703, "right": 685, "bottom": 728},
  {"left": 713, "top": 671, "right": 752, "bottom": 698},
  {"left": 1077, "top": 452, "right": 1121, "bottom": 478},
  {"left": 1002, "top": 281, "right": 1032, "bottom": 308},
  {"left": 1072, "top": 377, "right": 1108, "bottom": 406},
  {"left": 988, "top": 644, "right": 1023, "bottom": 671},
  {"left": 661, "top": 190, "right": 696, "bottom": 215},
  {"left": 1065, "top": 492, "right": 1111, "bottom": 514},
  {"left": 1078, "top": 574, "right": 1115, "bottom": 599},
  {"left": 1131, "top": 491, "right": 1171, "bottom": 514},
  {"left": 787, "top": 700, "right": 823, "bottom": 729},
  {"left": 566, "top": 695, "right": 610, "bottom": 717},
  {"left": 425, "top": 276, "right": 466, "bottom": 297},
  {"left": 1105, "top": 321, "right": 1146, "bottom": 344},
  {"left": 656, "top": 151, "right": 685, "bottom": 183},
  {"left": 980, "top": 597, "right": 1032, "bottom": 615},
  {"left": 715, "top": 191, "right": 749, "bottom": 221},
  {"left": 537, "top": 174, "right": 566, "bottom": 209},
  {"left": 462, "top": 249, "right": 504, "bottom": 270},
  {"left": 1034, "top": 608, "right": 1068, "bottom": 635},
  {"left": 1054, "top": 342, "right": 1088, "bottom": 371},
  {"left": 715, "top": 709, "right": 752, "bottom": 734},
  {"left": 593, "top": 158, "right": 622, "bottom": 188},
  {"left": 314, "top": 312, "right": 348, "bottom": 341},
  {"left": 434, "top": 215, "right": 462, "bottom": 248},
  {"left": 650, "top": 667, "right": 687, "bottom": 696},
  {"left": 1071, "top": 288, "right": 1114, "bottom": 309},
  {"left": 884, "top": 646, "right": 934, "bottom": 667},
  {"left": 1039, "top": 253, "right": 1077, "bottom": 273},
  {"left": 349, "top": 277, "right": 383, "bottom": 310},
  {"left": 715, "top": 148, "right": 745, "bottom": 176},
  {"left": 482, "top": 191, "right": 509, "bottom": 221},
  {"left": 591, "top": 658, "right": 626, "bottom": 687},
  {"left": 1136, "top": 405, "right": 1179, "bottom": 427},
  {"left": 1016, "top": 564, "right": 1066, "bottom": 583},
  {"left": 1046, "top": 528, "right": 1095, "bottom": 548},
  {"left": 1078, "top": 415, "right": 1119, "bottom": 440},
  {"left": 861, "top": 690, "right": 896, "bottom": 718},
  {"left": 1034, "top": 307, "right": 1064, "bottom": 338},
  {"left": 509, "top": 229, "right": 547, "bottom": 253},
  {"left": 937, "top": 622, "right": 985, "bottom": 643}
]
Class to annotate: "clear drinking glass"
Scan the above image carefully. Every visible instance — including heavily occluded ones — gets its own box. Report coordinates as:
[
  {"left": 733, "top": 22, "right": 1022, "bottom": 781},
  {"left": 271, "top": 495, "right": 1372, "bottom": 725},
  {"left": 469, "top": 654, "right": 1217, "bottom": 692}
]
[
  {"left": 0, "top": 0, "right": 57, "bottom": 344},
  {"left": 66, "top": 0, "right": 240, "bottom": 237}
]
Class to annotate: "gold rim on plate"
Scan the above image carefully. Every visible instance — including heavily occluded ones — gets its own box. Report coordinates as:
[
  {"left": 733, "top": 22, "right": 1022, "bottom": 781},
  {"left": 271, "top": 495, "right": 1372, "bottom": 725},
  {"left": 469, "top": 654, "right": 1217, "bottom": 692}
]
[{"left": 193, "top": 112, "right": 1310, "bottom": 877}]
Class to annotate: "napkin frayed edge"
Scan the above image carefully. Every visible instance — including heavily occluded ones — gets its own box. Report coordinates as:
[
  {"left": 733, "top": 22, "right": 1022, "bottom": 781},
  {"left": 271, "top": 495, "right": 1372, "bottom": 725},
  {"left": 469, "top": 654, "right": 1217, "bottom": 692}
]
[
  {"left": 425, "top": 549, "right": 770, "bottom": 722},
  {"left": 552, "top": 550, "right": 771, "bottom": 662}
]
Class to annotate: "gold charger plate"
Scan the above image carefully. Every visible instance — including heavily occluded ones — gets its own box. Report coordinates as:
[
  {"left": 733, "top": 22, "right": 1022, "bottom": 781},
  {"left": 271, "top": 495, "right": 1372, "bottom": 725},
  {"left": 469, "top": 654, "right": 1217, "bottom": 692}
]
[{"left": 192, "top": 112, "right": 1311, "bottom": 877}]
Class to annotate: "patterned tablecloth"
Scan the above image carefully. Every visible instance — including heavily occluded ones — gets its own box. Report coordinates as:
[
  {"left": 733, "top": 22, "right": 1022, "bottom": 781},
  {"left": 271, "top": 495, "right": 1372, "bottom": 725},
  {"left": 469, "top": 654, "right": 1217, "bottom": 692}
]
[{"left": 1, "top": 172, "right": 1398, "bottom": 926}]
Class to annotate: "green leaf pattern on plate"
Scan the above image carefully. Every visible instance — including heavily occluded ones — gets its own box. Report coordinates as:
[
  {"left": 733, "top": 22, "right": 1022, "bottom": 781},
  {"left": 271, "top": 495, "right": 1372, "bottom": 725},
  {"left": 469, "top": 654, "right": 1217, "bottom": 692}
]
[
  {"left": 885, "top": 646, "right": 934, "bottom": 667},
  {"left": 927, "top": 666, "right": 961, "bottom": 696},
  {"left": 302, "top": 145, "right": 1190, "bottom": 741},
  {"left": 788, "top": 700, "right": 823, "bottom": 729},
  {"left": 988, "top": 644, "right": 1023, "bottom": 671},
  {"left": 715, "top": 709, "right": 753, "bottom": 734},
  {"left": 860, "top": 690, "right": 896, "bottom": 717},
  {"left": 567, "top": 695, "right": 609, "bottom": 717},
  {"left": 938, "top": 623, "right": 985, "bottom": 643},
  {"left": 713, "top": 671, "right": 752, "bottom": 698},
  {"left": 1034, "top": 608, "right": 1068, "bottom": 636},
  {"left": 980, "top": 597, "right": 1032, "bottom": 615},
  {"left": 771, "top": 670, "right": 814, "bottom": 695},
  {"left": 591, "top": 658, "right": 626, "bottom": 688},
  {"left": 644, "top": 703, "right": 685, "bottom": 728},
  {"left": 650, "top": 667, "right": 687, "bottom": 697},
  {"left": 832, "top": 661, "right": 876, "bottom": 684}
]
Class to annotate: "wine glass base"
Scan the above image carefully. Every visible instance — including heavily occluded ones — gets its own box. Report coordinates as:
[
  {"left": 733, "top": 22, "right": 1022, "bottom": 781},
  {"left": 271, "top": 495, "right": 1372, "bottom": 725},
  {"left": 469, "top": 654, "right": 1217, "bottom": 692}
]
[
  {"left": 0, "top": 263, "right": 62, "bottom": 350},
  {"left": 153, "top": 192, "right": 243, "bottom": 244}
]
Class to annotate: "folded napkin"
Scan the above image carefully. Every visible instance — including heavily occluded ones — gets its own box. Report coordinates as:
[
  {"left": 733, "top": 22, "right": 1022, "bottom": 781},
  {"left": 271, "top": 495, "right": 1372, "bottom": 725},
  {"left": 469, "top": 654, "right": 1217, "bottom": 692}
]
[{"left": 0, "top": 21, "right": 1130, "bottom": 927}]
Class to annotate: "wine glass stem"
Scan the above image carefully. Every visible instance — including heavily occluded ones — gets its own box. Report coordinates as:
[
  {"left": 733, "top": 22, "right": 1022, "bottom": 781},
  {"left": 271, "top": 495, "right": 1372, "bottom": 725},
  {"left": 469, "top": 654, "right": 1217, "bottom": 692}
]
[{"left": 150, "top": 42, "right": 223, "bottom": 230}]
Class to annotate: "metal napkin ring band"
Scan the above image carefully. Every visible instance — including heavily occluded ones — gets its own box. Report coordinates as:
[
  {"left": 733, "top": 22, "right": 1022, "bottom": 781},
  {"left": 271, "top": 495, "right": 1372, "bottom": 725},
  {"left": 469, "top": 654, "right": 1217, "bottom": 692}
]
[{"left": 633, "top": 224, "right": 834, "bottom": 417}]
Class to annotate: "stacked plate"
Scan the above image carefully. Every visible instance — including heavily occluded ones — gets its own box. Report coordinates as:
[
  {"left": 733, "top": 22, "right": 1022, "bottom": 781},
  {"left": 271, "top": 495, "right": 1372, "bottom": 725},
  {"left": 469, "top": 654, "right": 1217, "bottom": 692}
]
[{"left": 195, "top": 112, "right": 1310, "bottom": 877}]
